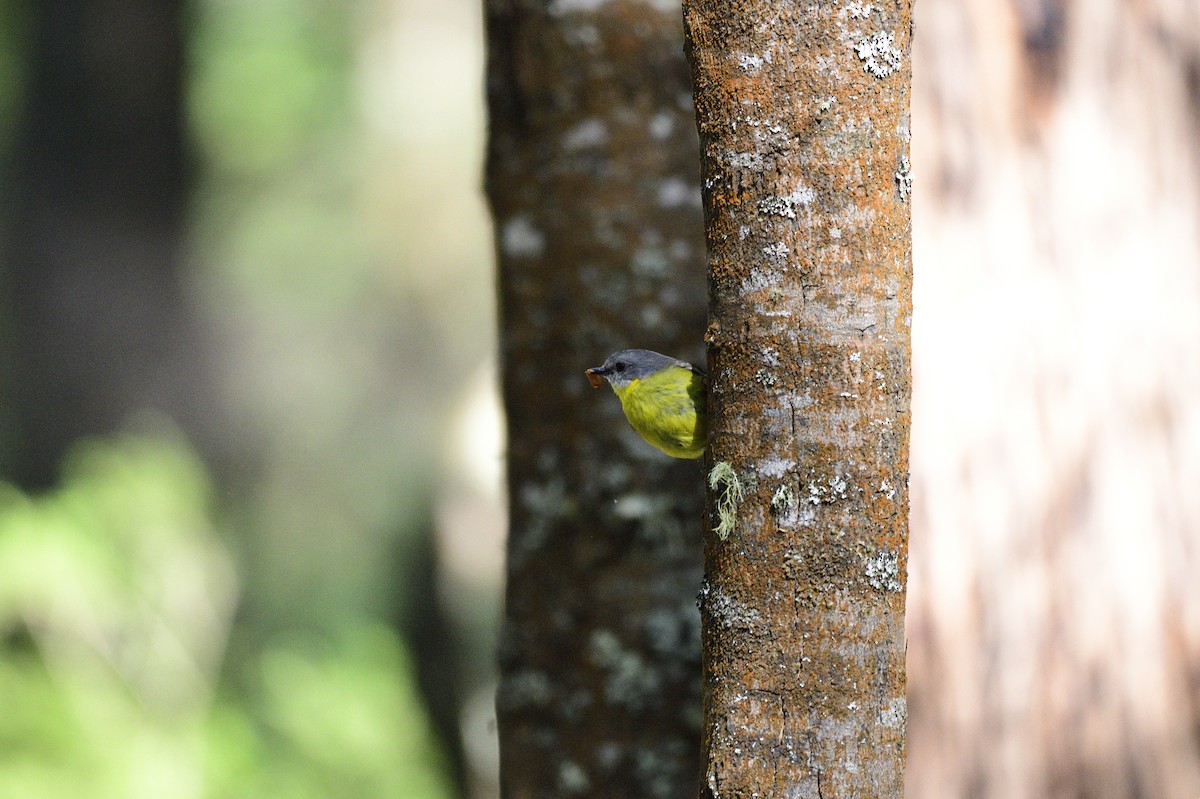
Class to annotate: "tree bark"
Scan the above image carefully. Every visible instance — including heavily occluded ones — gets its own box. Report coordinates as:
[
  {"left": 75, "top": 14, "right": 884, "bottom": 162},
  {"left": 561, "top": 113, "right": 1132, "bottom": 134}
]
[
  {"left": 486, "top": 2, "right": 707, "bottom": 797},
  {"left": 684, "top": 2, "right": 912, "bottom": 797}
]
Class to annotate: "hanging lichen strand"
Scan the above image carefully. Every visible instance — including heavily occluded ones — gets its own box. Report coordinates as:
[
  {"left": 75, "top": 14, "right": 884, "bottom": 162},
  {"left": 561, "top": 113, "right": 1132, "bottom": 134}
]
[{"left": 684, "top": 1, "right": 912, "bottom": 797}]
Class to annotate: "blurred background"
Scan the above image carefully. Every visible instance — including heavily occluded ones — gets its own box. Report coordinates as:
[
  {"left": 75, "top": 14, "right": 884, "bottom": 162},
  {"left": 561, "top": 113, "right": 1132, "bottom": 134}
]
[
  {"left": 0, "top": 0, "right": 1198, "bottom": 798},
  {"left": 0, "top": 0, "right": 502, "bottom": 796}
]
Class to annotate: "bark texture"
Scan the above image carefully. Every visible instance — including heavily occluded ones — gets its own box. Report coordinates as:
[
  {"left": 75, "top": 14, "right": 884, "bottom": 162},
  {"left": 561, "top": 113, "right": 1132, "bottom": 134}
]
[
  {"left": 908, "top": 0, "right": 1200, "bottom": 796},
  {"left": 486, "top": 1, "right": 707, "bottom": 796},
  {"left": 684, "top": 2, "right": 912, "bottom": 797}
]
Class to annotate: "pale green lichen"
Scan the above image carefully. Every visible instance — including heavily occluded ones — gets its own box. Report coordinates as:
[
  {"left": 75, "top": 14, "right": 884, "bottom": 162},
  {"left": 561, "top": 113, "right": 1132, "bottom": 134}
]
[
  {"left": 708, "top": 462, "right": 745, "bottom": 540},
  {"left": 771, "top": 484, "right": 797, "bottom": 515}
]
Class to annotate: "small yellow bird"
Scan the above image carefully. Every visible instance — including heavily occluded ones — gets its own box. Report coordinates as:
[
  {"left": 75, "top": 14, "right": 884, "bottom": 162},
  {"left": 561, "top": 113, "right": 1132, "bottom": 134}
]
[{"left": 585, "top": 349, "right": 707, "bottom": 459}]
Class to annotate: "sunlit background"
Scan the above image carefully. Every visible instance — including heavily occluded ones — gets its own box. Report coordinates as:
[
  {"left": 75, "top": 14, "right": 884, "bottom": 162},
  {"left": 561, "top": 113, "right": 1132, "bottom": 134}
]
[{"left": 2, "top": 0, "right": 1198, "bottom": 797}]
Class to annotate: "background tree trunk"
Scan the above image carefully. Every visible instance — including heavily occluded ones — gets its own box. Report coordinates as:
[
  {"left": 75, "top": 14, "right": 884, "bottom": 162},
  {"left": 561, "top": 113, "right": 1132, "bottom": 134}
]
[
  {"left": 684, "top": 1, "right": 911, "bottom": 797},
  {"left": 908, "top": 0, "right": 1200, "bottom": 796},
  {"left": 485, "top": 2, "right": 707, "bottom": 796},
  {"left": 0, "top": 0, "right": 209, "bottom": 490}
]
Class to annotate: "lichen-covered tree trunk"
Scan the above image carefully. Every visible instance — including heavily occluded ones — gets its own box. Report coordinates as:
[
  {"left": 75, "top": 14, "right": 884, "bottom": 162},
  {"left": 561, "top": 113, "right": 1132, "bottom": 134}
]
[
  {"left": 683, "top": 2, "right": 912, "bottom": 797},
  {"left": 485, "top": 2, "right": 707, "bottom": 796}
]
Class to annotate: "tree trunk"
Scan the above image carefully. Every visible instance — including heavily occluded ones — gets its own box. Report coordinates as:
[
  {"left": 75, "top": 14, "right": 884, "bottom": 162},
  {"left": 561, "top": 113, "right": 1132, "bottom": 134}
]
[
  {"left": 908, "top": 1, "right": 1200, "bottom": 796},
  {"left": 0, "top": 0, "right": 206, "bottom": 490},
  {"left": 485, "top": 2, "right": 707, "bottom": 797},
  {"left": 684, "top": 1, "right": 912, "bottom": 797}
]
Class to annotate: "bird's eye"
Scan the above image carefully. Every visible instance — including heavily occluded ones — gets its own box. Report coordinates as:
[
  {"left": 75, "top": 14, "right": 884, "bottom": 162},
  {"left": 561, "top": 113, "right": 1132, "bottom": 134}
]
[{"left": 613, "top": 362, "right": 626, "bottom": 373}]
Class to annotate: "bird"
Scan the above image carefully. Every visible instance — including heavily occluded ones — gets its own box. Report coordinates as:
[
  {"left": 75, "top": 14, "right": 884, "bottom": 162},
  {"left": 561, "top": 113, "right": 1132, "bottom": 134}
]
[{"left": 585, "top": 348, "right": 707, "bottom": 459}]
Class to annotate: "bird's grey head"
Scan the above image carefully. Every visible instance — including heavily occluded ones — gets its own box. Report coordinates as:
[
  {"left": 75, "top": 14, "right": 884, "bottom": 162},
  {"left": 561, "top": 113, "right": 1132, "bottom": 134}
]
[{"left": 586, "top": 348, "right": 695, "bottom": 389}]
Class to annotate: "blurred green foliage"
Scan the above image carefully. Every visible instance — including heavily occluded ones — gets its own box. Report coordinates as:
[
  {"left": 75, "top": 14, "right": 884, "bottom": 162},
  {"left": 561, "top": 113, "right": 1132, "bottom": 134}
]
[
  {"left": 184, "top": 0, "right": 496, "bottom": 635},
  {"left": 190, "top": 0, "right": 352, "bottom": 176},
  {"left": 0, "top": 435, "right": 453, "bottom": 799},
  {"left": 0, "top": 0, "right": 497, "bottom": 792}
]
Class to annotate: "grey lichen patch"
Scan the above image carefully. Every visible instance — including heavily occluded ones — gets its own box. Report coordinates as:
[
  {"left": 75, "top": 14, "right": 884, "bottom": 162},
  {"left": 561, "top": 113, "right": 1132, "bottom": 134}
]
[
  {"left": 846, "top": 0, "right": 873, "bottom": 18},
  {"left": 880, "top": 696, "right": 907, "bottom": 729},
  {"left": 648, "top": 111, "right": 675, "bottom": 141},
  {"left": 579, "top": 262, "right": 631, "bottom": 307},
  {"left": 894, "top": 153, "right": 912, "bottom": 201},
  {"left": 824, "top": 119, "right": 875, "bottom": 162},
  {"left": 558, "top": 760, "right": 591, "bottom": 793},
  {"left": 758, "top": 195, "right": 797, "bottom": 219},
  {"left": 806, "top": 472, "right": 851, "bottom": 505},
  {"left": 708, "top": 461, "right": 745, "bottom": 540},
  {"left": 596, "top": 741, "right": 624, "bottom": 772},
  {"left": 587, "top": 630, "right": 663, "bottom": 711},
  {"left": 757, "top": 456, "right": 794, "bottom": 478},
  {"left": 697, "top": 581, "right": 763, "bottom": 631},
  {"left": 548, "top": 0, "right": 609, "bottom": 14},
  {"left": 643, "top": 602, "right": 702, "bottom": 660},
  {"left": 514, "top": 477, "right": 574, "bottom": 561},
  {"left": 612, "top": 492, "right": 684, "bottom": 551},
  {"left": 864, "top": 548, "right": 903, "bottom": 593},
  {"left": 656, "top": 176, "right": 699, "bottom": 208},
  {"left": 562, "top": 117, "right": 609, "bottom": 150},
  {"left": 755, "top": 368, "right": 777, "bottom": 387},
  {"left": 741, "top": 267, "right": 779, "bottom": 296},
  {"left": 634, "top": 740, "right": 692, "bottom": 799},
  {"left": 725, "top": 149, "right": 765, "bottom": 170},
  {"left": 736, "top": 51, "right": 766, "bottom": 72},
  {"left": 631, "top": 245, "right": 670, "bottom": 278},
  {"left": 756, "top": 186, "right": 816, "bottom": 220},
  {"left": 501, "top": 214, "right": 546, "bottom": 259},
  {"left": 762, "top": 241, "right": 788, "bottom": 261},
  {"left": 496, "top": 669, "right": 554, "bottom": 711},
  {"left": 854, "top": 31, "right": 902, "bottom": 78},
  {"left": 878, "top": 477, "right": 897, "bottom": 500}
]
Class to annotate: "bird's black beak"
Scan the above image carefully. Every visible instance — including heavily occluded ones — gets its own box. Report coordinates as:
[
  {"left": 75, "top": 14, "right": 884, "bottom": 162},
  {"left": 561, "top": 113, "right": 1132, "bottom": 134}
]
[{"left": 585, "top": 366, "right": 606, "bottom": 388}]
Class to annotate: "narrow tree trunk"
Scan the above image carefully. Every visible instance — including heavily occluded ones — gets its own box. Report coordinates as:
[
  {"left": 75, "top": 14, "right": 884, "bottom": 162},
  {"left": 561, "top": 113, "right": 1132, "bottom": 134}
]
[
  {"left": 684, "top": 2, "right": 912, "bottom": 796},
  {"left": 485, "top": 2, "right": 707, "bottom": 796},
  {"left": 0, "top": 0, "right": 204, "bottom": 490}
]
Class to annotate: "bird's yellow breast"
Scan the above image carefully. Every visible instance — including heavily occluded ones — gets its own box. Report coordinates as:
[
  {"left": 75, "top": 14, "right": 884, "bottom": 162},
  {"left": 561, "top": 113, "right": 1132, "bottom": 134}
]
[{"left": 611, "top": 366, "right": 706, "bottom": 458}]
